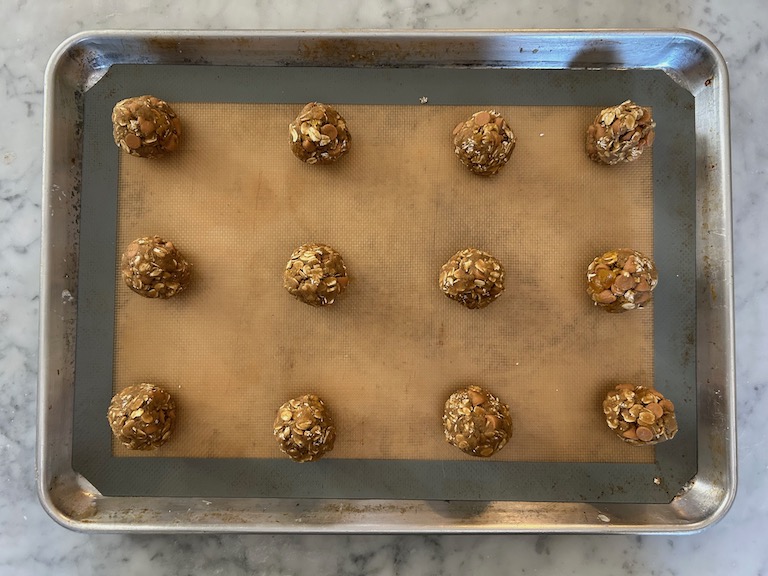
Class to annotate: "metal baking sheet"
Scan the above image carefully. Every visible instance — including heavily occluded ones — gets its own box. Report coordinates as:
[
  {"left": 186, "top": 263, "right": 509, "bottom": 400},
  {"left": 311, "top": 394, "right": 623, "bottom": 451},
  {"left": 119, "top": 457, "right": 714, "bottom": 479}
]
[{"left": 38, "top": 30, "right": 735, "bottom": 533}]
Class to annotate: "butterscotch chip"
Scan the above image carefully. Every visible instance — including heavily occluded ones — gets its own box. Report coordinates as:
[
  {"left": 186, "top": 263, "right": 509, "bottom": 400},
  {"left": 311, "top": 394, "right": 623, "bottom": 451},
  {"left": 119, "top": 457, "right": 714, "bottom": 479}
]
[
  {"left": 439, "top": 248, "right": 504, "bottom": 309},
  {"left": 602, "top": 384, "right": 678, "bottom": 446},
  {"left": 273, "top": 394, "right": 336, "bottom": 462},
  {"left": 283, "top": 243, "right": 349, "bottom": 306},
  {"left": 107, "top": 383, "right": 176, "bottom": 450},
  {"left": 289, "top": 102, "right": 351, "bottom": 164},
  {"left": 586, "top": 100, "right": 655, "bottom": 165},
  {"left": 586, "top": 248, "right": 657, "bottom": 313},
  {"left": 443, "top": 385, "right": 513, "bottom": 457},
  {"left": 452, "top": 110, "right": 516, "bottom": 176},
  {"left": 121, "top": 236, "right": 191, "bottom": 299},
  {"left": 112, "top": 95, "right": 181, "bottom": 158}
]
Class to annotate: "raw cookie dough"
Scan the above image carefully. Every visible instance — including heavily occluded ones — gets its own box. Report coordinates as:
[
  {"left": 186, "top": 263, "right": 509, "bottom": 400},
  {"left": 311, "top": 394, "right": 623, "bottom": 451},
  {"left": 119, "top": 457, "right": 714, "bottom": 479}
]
[
  {"left": 121, "top": 236, "right": 191, "bottom": 299},
  {"left": 452, "top": 110, "right": 516, "bottom": 176},
  {"left": 283, "top": 243, "right": 349, "bottom": 306},
  {"left": 289, "top": 102, "right": 351, "bottom": 164},
  {"left": 602, "top": 384, "right": 678, "bottom": 446},
  {"left": 585, "top": 100, "right": 655, "bottom": 165},
  {"left": 586, "top": 248, "right": 657, "bottom": 313},
  {"left": 439, "top": 248, "right": 505, "bottom": 309},
  {"left": 112, "top": 95, "right": 181, "bottom": 158},
  {"left": 443, "top": 385, "right": 513, "bottom": 457},
  {"left": 107, "top": 383, "right": 176, "bottom": 450},
  {"left": 273, "top": 394, "right": 336, "bottom": 462}
]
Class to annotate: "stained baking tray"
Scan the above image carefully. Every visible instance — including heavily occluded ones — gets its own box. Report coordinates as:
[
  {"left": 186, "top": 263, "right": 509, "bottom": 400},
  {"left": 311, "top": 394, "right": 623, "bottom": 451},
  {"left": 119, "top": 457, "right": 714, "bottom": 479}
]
[{"left": 38, "top": 30, "right": 735, "bottom": 533}]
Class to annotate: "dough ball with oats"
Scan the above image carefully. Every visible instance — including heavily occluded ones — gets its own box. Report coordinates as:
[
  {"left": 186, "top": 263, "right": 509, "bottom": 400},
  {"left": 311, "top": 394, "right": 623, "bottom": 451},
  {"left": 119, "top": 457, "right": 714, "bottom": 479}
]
[
  {"left": 603, "top": 384, "right": 678, "bottom": 446},
  {"left": 586, "top": 248, "right": 657, "bottom": 313},
  {"left": 107, "top": 383, "right": 176, "bottom": 450},
  {"left": 289, "top": 102, "right": 351, "bottom": 164},
  {"left": 452, "top": 110, "right": 516, "bottom": 176},
  {"left": 443, "top": 385, "right": 513, "bottom": 457},
  {"left": 121, "top": 236, "right": 191, "bottom": 299},
  {"left": 283, "top": 243, "right": 349, "bottom": 306},
  {"left": 274, "top": 394, "right": 336, "bottom": 462},
  {"left": 112, "top": 95, "right": 181, "bottom": 158},
  {"left": 585, "top": 100, "right": 655, "bottom": 165},
  {"left": 439, "top": 248, "right": 504, "bottom": 309}
]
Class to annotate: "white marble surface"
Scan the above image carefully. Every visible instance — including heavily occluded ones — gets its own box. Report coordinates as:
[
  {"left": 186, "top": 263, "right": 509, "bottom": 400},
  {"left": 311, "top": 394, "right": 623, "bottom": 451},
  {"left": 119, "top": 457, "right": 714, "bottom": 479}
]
[{"left": 1, "top": 0, "right": 766, "bottom": 574}]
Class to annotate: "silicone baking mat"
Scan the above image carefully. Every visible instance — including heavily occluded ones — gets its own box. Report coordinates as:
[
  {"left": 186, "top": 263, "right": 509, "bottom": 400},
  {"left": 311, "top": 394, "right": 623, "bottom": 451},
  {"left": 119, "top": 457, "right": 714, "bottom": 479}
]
[{"left": 72, "top": 65, "right": 696, "bottom": 500}]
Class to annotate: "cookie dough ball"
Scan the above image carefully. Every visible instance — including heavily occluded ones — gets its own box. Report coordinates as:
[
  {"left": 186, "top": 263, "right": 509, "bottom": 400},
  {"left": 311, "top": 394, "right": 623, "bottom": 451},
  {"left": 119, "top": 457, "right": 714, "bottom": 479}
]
[
  {"left": 121, "top": 236, "right": 191, "bottom": 299},
  {"left": 452, "top": 110, "right": 516, "bottom": 176},
  {"left": 443, "top": 385, "right": 513, "bottom": 457},
  {"left": 586, "top": 100, "right": 655, "bottom": 165},
  {"left": 112, "top": 95, "right": 181, "bottom": 158},
  {"left": 439, "top": 248, "right": 505, "bottom": 309},
  {"left": 289, "top": 102, "right": 351, "bottom": 164},
  {"left": 586, "top": 248, "right": 657, "bottom": 313},
  {"left": 284, "top": 243, "right": 349, "bottom": 306},
  {"left": 603, "top": 384, "right": 678, "bottom": 446},
  {"left": 107, "top": 383, "right": 176, "bottom": 450},
  {"left": 274, "top": 394, "right": 336, "bottom": 462}
]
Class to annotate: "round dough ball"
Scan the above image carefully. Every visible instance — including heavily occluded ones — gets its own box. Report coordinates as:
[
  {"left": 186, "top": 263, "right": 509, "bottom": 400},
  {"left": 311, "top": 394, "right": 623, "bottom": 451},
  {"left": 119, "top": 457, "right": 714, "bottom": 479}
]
[
  {"left": 586, "top": 248, "right": 657, "bottom": 313},
  {"left": 112, "top": 95, "right": 181, "bottom": 158},
  {"left": 585, "top": 100, "right": 655, "bottom": 165},
  {"left": 452, "top": 110, "right": 516, "bottom": 176},
  {"left": 283, "top": 243, "right": 349, "bottom": 306},
  {"left": 439, "top": 248, "right": 504, "bottom": 309},
  {"left": 603, "top": 384, "right": 678, "bottom": 446},
  {"left": 107, "top": 383, "right": 176, "bottom": 450},
  {"left": 443, "top": 385, "right": 513, "bottom": 457},
  {"left": 289, "top": 102, "right": 351, "bottom": 164},
  {"left": 121, "top": 236, "right": 191, "bottom": 299},
  {"left": 273, "top": 394, "right": 336, "bottom": 462}
]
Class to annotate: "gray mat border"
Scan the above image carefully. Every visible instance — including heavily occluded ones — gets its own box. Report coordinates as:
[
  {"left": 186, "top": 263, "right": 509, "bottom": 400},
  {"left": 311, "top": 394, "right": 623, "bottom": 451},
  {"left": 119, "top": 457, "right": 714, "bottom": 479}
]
[{"left": 73, "top": 65, "right": 696, "bottom": 502}]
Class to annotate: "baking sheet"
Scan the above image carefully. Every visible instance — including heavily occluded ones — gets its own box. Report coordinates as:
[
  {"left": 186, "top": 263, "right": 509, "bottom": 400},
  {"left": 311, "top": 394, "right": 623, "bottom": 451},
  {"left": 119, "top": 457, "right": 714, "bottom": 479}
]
[
  {"left": 71, "top": 64, "right": 697, "bottom": 501},
  {"left": 113, "top": 102, "right": 654, "bottom": 464}
]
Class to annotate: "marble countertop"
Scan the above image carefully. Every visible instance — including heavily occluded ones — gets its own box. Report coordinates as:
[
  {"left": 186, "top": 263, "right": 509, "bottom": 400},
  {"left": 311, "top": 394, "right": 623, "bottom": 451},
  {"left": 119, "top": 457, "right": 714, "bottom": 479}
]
[{"left": 1, "top": 0, "right": 765, "bottom": 574}]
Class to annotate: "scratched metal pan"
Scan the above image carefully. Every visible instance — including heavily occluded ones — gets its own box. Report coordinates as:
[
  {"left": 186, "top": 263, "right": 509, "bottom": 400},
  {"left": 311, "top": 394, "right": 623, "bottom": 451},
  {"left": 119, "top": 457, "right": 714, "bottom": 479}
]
[{"left": 38, "top": 30, "right": 734, "bottom": 533}]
